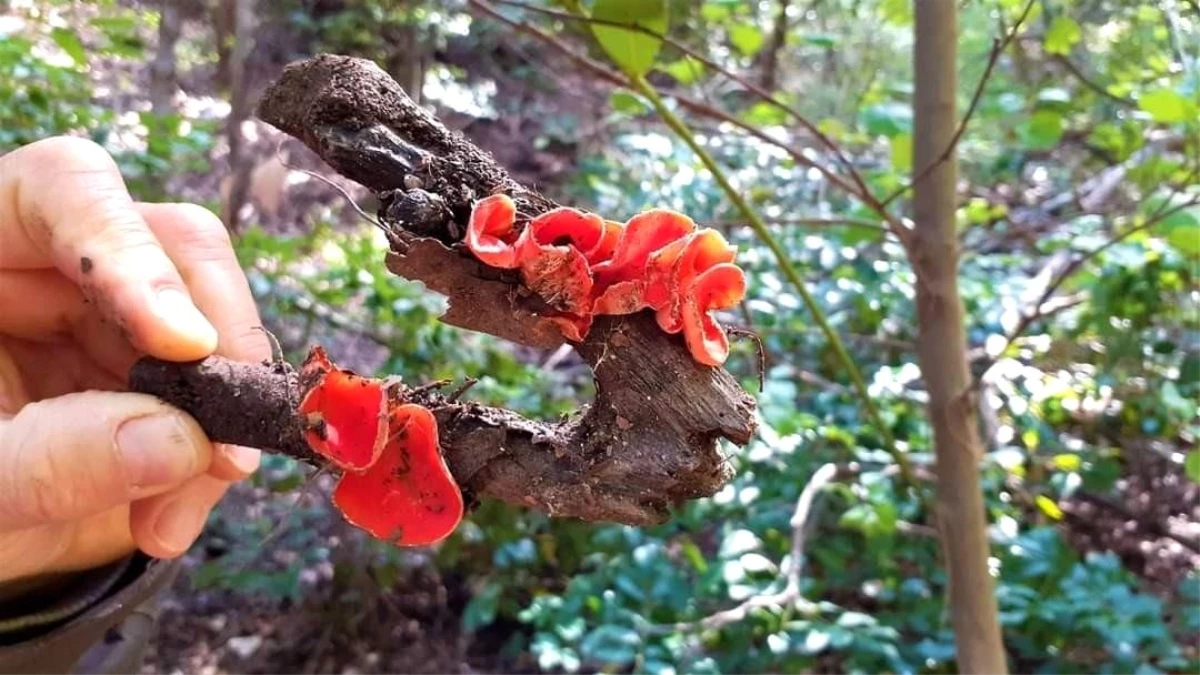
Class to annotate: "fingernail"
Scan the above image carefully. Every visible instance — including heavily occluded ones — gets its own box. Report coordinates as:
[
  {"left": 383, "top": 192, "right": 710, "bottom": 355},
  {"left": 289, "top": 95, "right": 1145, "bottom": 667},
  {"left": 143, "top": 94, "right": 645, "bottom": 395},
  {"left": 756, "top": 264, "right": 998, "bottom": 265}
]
[
  {"left": 116, "top": 414, "right": 200, "bottom": 487},
  {"left": 222, "top": 444, "right": 261, "bottom": 476},
  {"left": 154, "top": 288, "right": 218, "bottom": 350},
  {"left": 152, "top": 499, "right": 206, "bottom": 556}
]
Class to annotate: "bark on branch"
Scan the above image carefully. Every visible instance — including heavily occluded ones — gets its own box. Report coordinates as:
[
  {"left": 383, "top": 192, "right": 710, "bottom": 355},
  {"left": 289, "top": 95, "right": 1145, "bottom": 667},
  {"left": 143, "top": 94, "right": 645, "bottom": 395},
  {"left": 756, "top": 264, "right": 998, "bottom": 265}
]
[{"left": 131, "top": 55, "right": 756, "bottom": 527}]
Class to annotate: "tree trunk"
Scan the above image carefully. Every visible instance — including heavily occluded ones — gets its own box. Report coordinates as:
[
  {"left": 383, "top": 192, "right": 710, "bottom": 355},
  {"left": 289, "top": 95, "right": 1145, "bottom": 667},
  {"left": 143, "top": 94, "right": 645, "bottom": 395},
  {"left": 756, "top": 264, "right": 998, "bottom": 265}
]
[
  {"left": 911, "top": 3, "right": 1008, "bottom": 673},
  {"left": 214, "top": 0, "right": 236, "bottom": 93},
  {"left": 755, "top": 0, "right": 791, "bottom": 91},
  {"left": 150, "top": 0, "right": 182, "bottom": 115},
  {"left": 384, "top": 19, "right": 426, "bottom": 106},
  {"left": 222, "top": 0, "right": 256, "bottom": 231}
]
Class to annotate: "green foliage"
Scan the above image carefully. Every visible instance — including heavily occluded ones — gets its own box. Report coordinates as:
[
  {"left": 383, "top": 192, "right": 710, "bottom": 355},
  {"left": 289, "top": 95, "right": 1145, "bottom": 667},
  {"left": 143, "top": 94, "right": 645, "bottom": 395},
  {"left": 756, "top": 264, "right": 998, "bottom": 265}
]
[
  {"left": 0, "top": 5, "right": 213, "bottom": 199},
  {"left": 589, "top": 0, "right": 668, "bottom": 77},
  {"left": 0, "top": 30, "right": 107, "bottom": 149},
  {"left": 1001, "top": 529, "right": 1191, "bottom": 673},
  {"left": 1044, "top": 16, "right": 1082, "bottom": 56},
  {"left": 1139, "top": 88, "right": 1198, "bottom": 125}
]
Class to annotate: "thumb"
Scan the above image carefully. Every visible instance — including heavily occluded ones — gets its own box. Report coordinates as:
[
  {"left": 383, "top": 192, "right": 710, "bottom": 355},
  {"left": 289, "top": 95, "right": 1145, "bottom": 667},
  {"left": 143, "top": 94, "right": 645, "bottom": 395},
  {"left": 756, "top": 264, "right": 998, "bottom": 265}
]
[{"left": 0, "top": 392, "right": 212, "bottom": 531}]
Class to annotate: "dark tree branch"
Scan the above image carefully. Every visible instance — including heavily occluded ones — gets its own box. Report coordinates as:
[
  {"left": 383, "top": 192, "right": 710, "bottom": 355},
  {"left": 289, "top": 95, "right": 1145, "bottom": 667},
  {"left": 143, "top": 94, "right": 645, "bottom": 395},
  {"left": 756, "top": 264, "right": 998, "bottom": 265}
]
[
  {"left": 133, "top": 55, "right": 756, "bottom": 527},
  {"left": 1053, "top": 55, "right": 1136, "bottom": 108}
]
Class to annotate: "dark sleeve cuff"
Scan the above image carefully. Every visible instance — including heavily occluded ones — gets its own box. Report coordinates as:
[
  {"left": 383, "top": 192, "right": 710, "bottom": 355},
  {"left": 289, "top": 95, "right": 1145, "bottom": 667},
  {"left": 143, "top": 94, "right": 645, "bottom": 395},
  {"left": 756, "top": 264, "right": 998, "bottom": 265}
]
[{"left": 0, "top": 555, "right": 179, "bottom": 674}]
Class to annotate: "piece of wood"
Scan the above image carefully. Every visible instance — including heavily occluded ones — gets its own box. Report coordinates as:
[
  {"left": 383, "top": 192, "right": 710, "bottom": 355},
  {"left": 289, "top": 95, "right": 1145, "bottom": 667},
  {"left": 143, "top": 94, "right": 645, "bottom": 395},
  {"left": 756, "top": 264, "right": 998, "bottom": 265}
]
[{"left": 133, "top": 55, "right": 756, "bottom": 526}]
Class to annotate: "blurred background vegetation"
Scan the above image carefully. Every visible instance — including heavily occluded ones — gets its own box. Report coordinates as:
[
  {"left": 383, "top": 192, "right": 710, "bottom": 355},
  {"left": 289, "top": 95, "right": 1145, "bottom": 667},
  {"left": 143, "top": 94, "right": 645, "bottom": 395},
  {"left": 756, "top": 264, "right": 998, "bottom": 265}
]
[{"left": 1, "top": 0, "right": 1197, "bottom": 672}]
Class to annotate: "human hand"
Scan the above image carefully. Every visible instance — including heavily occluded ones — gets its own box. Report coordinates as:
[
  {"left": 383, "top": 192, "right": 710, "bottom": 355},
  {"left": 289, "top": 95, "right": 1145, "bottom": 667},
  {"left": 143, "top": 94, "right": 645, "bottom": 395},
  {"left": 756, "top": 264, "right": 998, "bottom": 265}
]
[{"left": 0, "top": 137, "right": 268, "bottom": 583}]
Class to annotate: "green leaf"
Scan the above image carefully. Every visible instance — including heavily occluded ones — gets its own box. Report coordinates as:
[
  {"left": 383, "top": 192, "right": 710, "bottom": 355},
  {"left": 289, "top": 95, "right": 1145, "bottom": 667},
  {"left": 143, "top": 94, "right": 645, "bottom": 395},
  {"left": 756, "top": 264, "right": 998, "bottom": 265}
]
[
  {"left": 728, "top": 23, "right": 764, "bottom": 57},
  {"left": 1019, "top": 110, "right": 1065, "bottom": 150},
  {"left": 802, "top": 33, "right": 837, "bottom": 48},
  {"left": 890, "top": 133, "right": 912, "bottom": 171},
  {"left": 880, "top": 0, "right": 911, "bottom": 25},
  {"left": 1036, "top": 87, "right": 1072, "bottom": 110},
  {"left": 1139, "top": 88, "right": 1195, "bottom": 124},
  {"left": 609, "top": 90, "right": 649, "bottom": 115},
  {"left": 801, "top": 628, "right": 831, "bottom": 654},
  {"left": 1185, "top": 451, "right": 1200, "bottom": 484},
  {"left": 743, "top": 101, "right": 788, "bottom": 126},
  {"left": 50, "top": 28, "right": 86, "bottom": 66},
  {"left": 862, "top": 102, "right": 912, "bottom": 138},
  {"left": 591, "top": 0, "right": 668, "bottom": 78},
  {"left": 1044, "top": 16, "right": 1081, "bottom": 55},
  {"left": 1156, "top": 206, "right": 1200, "bottom": 256},
  {"left": 1083, "top": 455, "right": 1122, "bottom": 492},
  {"left": 658, "top": 57, "right": 705, "bottom": 85},
  {"left": 579, "top": 624, "right": 641, "bottom": 666},
  {"left": 462, "top": 583, "right": 502, "bottom": 632}
]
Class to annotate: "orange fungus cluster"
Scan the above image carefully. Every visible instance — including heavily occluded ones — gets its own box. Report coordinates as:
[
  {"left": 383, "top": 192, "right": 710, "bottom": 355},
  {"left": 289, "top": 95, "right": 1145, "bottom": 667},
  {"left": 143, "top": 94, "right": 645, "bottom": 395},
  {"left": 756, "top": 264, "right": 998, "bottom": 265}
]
[
  {"left": 298, "top": 347, "right": 463, "bottom": 547},
  {"left": 465, "top": 194, "right": 747, "bottom": 366}
]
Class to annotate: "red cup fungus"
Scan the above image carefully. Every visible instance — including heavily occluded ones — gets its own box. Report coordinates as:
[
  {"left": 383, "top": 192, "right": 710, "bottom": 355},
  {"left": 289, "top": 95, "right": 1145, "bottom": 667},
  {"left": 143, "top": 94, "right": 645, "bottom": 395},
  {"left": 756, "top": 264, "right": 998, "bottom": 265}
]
[
  {"left": 465, "top": 195, "right": 748, "bottom": 366},
  {"left": 297, "top": 347, "right": 464, "bottom": 547}
]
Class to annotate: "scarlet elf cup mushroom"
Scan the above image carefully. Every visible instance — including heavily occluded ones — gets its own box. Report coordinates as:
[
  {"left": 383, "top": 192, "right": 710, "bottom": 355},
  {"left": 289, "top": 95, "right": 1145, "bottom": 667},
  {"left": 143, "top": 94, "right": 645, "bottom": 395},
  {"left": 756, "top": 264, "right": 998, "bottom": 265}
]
[
  {"left": 298, "top": 346, "right": 463, "bottom": 546},
  {"left": 293, "top": 198, "right": 745, "bottom": 547},
  {"left": 465, "top": 194, "right": 748, "bottom": 366}
]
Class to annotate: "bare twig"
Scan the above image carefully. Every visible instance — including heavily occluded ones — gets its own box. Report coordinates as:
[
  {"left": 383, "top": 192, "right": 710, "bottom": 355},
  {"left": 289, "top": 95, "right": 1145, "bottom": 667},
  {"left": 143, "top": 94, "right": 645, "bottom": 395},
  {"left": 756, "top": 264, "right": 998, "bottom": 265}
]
[
  {"left": 1053, "top": 55, "right": 1136, "bottom": 108},
  {"left": 275, "top": 145, "right": 383, "bottom": 228},
  {"left": 727, "top": 326, "right": 766, "bottom": 393},
  {"left": 651, "top": 463, "right": 839, "bottom": 634},
  {"left": 490, "top": 0, "right": 878, "bottom": 207},
  {"left": 468, "top": 0, "right": 899, "bottom": 239},
  {"left": 446, "top": 377, "right": 479, "bottom": 403},
  {"left": 880, "top": 0, "right": 1036, "bottom": 209}
]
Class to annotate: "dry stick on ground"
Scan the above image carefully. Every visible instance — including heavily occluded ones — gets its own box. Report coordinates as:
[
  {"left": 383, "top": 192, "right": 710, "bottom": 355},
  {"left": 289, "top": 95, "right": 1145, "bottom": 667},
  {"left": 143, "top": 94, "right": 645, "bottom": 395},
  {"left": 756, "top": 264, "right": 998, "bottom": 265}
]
[
  {"left": 131, "top": 55, "right": 756, "bottom": 527},
  {"left": 911, "top": 3, "right": 1008, "bottom": 672},
  {"left": 649, "top": 463, "right": 839, "bottom": 634}
]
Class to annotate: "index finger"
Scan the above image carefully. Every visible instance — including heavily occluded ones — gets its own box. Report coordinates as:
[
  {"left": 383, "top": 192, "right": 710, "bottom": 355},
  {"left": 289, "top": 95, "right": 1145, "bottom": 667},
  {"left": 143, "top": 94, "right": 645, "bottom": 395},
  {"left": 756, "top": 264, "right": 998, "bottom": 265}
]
[{"left": 0, "top": 137, "right": 218, "bottom": 361}]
